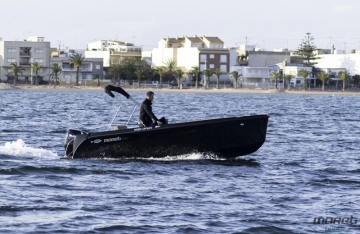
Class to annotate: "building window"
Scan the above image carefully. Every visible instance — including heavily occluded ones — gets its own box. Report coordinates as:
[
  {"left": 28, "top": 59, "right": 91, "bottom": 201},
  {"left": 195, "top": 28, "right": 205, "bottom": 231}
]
[
  {"left": 220, "top": 65, "right": 227, "bottom": 72},
  {"left": 7, "top": 48, "right": 16, "bottom": 53},
  {"left": 220, "top": 55, "right": 227, "bottom": 62},
  {"left": 35, "top": 49, "right": 43, "bottom": 54},
  {"left": 34, "top": 58, "right": 43, "bottom": 63},
  {"left": 96, "top": 65, "right": 100, "bottom": 69},
  {"left": 82, "top": 64, "right": 91, "bottom": 71},
  {"left": 7, "top": 58, "right": 16, "bottom": 63},
  {"left": 209, "top": 64, "right": 214, "bottom": 69},
  {"left": 210, "top": 54, "right": 214, "bottom": 59},
  {"left": 200, "top": 54, "right": 206, "bottom": 62},
  {"left": 200, "top": 64, "right": 206, "bottom": 71}
]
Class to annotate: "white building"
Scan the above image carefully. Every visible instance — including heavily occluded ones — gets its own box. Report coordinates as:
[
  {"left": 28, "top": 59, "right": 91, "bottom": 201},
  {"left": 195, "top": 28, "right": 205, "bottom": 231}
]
[
  {"left": 86, "top": 40, "right": 142, "bottom": 67},
  {"left": 315, "top": 54, "right": 360, "bottom": 75},
  {"left": 0, "top": 36, "right": 50, "bottom": 83},
  {"left": 152, "top": 35, "right": 230, "bottom": 76},
  {"left": 283, "top": 64, "right": 312, "bottom": 86},
  {"left": 229, "top": 66, "right": 272, "bottom": 88}
]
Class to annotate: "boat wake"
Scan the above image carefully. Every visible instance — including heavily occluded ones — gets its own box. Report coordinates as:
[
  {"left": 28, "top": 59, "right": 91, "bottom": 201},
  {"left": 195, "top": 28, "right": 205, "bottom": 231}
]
[
  {"left": 141, "top": 152, "right": 225, "bottom": 161},
  {"left": 81, "top": 152, "right": 225, "bottom": 161},
  {"left": 92, "top": 152, "right": 258, "bottom": 164},
  {"left": 0, "top": 139, "right": 58, "bottom": 159}
]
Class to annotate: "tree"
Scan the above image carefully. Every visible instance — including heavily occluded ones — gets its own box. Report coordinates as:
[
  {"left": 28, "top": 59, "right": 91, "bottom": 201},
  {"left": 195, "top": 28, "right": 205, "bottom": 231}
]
[
  {"left": 174, "top": 69, "right": 184, "bottom": 88},
  {"left": 317, "top": 71, "right": 329, "bottom": 91},
  {"left": 230, "top": 71, "right": 243, "bottom": 89},
  {"left": 164, "top": 58, "right": 176, "bottom": 72},
  {"left": 190, "top": 66, "right": 201, "bottom": 88},
  {"left": 270, "top": 71, "right": 280, "bottom": 89},
  {"left": 164, "top": 58, "right": 177, "bottom": 80},
  {"left": 338, "top": 71, "right": 350, "bottom": 92},
  {"left": 284, "top": 74, "right": 294, "bottom": 90},
  {"left": 108, "top": 64, "right": 123, "bottom": 84},
  {"left": 50, "top": 63, "right": 62, "bottom": 86},
  {"left": 203, "top": 69, "right": 214, "bottom": 88},
  {"left": 353, "top": 74, "right": 360, "bottom": 87},
  {"left": 93, "top": 74, "right": 101, "bottom": 86},
  {"left": 213, "top": 68, "right": 222, "bottom": 89},
  {"left": 31, "top": 62, "right": 43, "bottom": 85},
  {"left": 134, "top": 69, "right": 143, "bottom": 87},
  {"left": 298, "top": 69, "right": 310, "bottom": 90},
  {"left": 8, "top": 62, "right": 25, "bottom": 85},
  {"left": 69, "top": 53, "right": 85, "bottom": 86},
  {"left": 296, "top": 33, "right": 319, "bottom": 66},
  {"left": 154, "top": 66, "right": 166, "bottom": 88}
]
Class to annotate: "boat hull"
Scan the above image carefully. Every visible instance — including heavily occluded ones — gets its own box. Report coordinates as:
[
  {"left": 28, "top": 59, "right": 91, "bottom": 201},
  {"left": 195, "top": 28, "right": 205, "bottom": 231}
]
[{"left": 65, "top": 115, "right": 269, "bottom": 159}]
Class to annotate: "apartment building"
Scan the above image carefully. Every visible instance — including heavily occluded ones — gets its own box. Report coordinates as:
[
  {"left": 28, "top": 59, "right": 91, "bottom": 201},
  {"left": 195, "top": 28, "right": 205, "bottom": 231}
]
[
  {"left": 152, "top": 35, "right": 230, "bottom": 75},
  {"left": 0, "top": 36, "right": 50, "bottom": 83},
  {"left": 50, "top": 50, "right": 103, "bottom": 84},
  {"left": 85, "top": 40, "right": 142, "bottom": 67}
]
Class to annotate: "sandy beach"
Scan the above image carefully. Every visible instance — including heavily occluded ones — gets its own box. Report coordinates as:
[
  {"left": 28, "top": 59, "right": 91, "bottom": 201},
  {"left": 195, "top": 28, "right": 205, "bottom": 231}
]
[{"left": 1, "top": 83, "right": 360, "bottom": 96}]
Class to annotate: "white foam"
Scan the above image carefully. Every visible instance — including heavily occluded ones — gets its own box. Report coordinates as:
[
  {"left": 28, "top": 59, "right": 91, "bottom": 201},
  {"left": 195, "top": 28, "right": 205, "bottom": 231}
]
[
  {"left": 0, "top": 139, "right": 58, "bottom": 159},
  {"left": 143, "top": 152, "right": 225, "bottom": 161},
  {"left": 0, "top": 83, "right": 18, "bottom": 90}
]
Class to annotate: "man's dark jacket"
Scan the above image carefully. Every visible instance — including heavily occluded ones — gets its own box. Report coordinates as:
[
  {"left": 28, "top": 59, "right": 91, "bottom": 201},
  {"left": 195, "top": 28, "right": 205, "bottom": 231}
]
[{"left": 139, "top": 98, "right": 158, "bottom": 127}]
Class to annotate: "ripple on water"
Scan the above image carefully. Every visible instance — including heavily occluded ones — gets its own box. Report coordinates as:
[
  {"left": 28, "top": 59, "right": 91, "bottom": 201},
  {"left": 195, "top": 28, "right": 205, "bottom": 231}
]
[{"left": 0, "top": 91, "right": 360, "bottom": 233}]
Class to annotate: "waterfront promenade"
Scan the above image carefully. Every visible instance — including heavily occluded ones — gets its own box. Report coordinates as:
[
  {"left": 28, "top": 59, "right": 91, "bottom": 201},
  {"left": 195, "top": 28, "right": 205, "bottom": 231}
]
[{"left": 1, "top": 83, "right": 360, "bottom": 96}]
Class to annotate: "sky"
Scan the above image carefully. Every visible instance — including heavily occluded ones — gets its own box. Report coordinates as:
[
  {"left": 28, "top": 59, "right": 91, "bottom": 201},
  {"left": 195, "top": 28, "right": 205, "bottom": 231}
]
[{"left": 2, "top": 0, "right": 360, "bottom": 52}]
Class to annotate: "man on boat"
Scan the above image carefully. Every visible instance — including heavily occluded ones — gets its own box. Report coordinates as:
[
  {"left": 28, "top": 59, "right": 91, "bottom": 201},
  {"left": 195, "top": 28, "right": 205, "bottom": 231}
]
[{"left": 139, "top": 91, "right": 166, "bottom": 127}]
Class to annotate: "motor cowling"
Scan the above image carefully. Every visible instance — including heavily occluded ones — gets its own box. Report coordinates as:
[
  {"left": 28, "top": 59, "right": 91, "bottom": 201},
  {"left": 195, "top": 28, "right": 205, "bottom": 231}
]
[{"left": 64, "top": 129, "right": 82, "bottom": 157}]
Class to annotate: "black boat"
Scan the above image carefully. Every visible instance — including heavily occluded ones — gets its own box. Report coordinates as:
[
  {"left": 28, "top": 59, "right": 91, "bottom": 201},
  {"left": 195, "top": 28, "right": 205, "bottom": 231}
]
[{"left": 64, "top": 85, "right": 269, "bottom": 159}]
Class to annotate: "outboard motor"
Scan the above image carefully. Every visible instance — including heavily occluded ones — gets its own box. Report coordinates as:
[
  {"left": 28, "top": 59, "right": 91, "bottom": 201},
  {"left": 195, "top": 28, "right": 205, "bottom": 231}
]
[{"left": 64, "top": 129, "right": 82, "bottom": 157}]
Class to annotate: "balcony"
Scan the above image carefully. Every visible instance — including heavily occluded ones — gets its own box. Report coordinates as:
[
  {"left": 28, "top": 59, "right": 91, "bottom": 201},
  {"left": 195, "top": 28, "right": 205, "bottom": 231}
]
[
  {"left": 20, "top": 62, "right": 31, "bottom": 66},
  {"left": 81, "top": 68, "right": 92, "bottom": 72},
  {"left": 62, "top": 67, "right": 76, "bottom": 71},
  {"left": 20, "top": 52, "right": 31, "bottom": 56}
]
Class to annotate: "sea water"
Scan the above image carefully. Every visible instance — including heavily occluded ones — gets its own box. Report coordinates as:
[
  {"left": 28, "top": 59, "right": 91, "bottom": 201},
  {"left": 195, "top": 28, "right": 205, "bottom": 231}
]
[{"left": 0, "top": 90, "right": 359, "bottom": 233}]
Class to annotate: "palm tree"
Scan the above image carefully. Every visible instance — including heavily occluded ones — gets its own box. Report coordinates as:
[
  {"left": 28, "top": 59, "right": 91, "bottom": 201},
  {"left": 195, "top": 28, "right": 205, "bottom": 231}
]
[
  {"left": 174, "top": 69, "right": 184, "bottom": 88},
  {"left": 230, "top": 71, "right": 243, "bottom": 89},
  {"left": 93, "top": 75, "right": 101, "bottom": 86},
  {"left": 317, "top": 71, "right": 329, "bottom": 91},
  {"left": 154, "top": 66, "right": 166, "bottom": 88},
  {"left": 338, "top": 71, "right": 350, "bottom": 92},
  {"left": 190, "top": 66, "right": 201, "bottom": 88},
  {"left": 164, "top": 58, "right": 177, "bottom": 81},
  {"left": 164, "top": 58, "right": 176, "bottom": 72},
  {"left": 202, "top": 69, "right": 214, "bottom": 88},
  {"left": 270, "top": 71, "right": 280, "bottom": 89},
  {"left": 213, "top": 69, "right": 222, "bottom": 89},
  {"left": 69, "top": 53, "right": 85, "bottom": 86},
  {"left": 284, "top": 74, "right": 294, "bottom": 90},
  {"left": 8, "top": 62, "right": 25, "bottom": 85},
  {"left": 134, "top": 69, "right": 143, "bottom": 87},
  {"left": 31, "top": 62, "right": 44, "bottom": 86},
  {"left": 50, "top": 63, "right": 62, "bottom": 86},
  {"left": 298, "top": 69, "right": 310, "bottom": 90}
]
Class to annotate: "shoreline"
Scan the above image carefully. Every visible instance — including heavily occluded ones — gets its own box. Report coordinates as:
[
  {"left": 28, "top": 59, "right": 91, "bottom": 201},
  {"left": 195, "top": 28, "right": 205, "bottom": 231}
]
[{"left": 1, "top": 83, "right": 360, "bottom": 96}]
